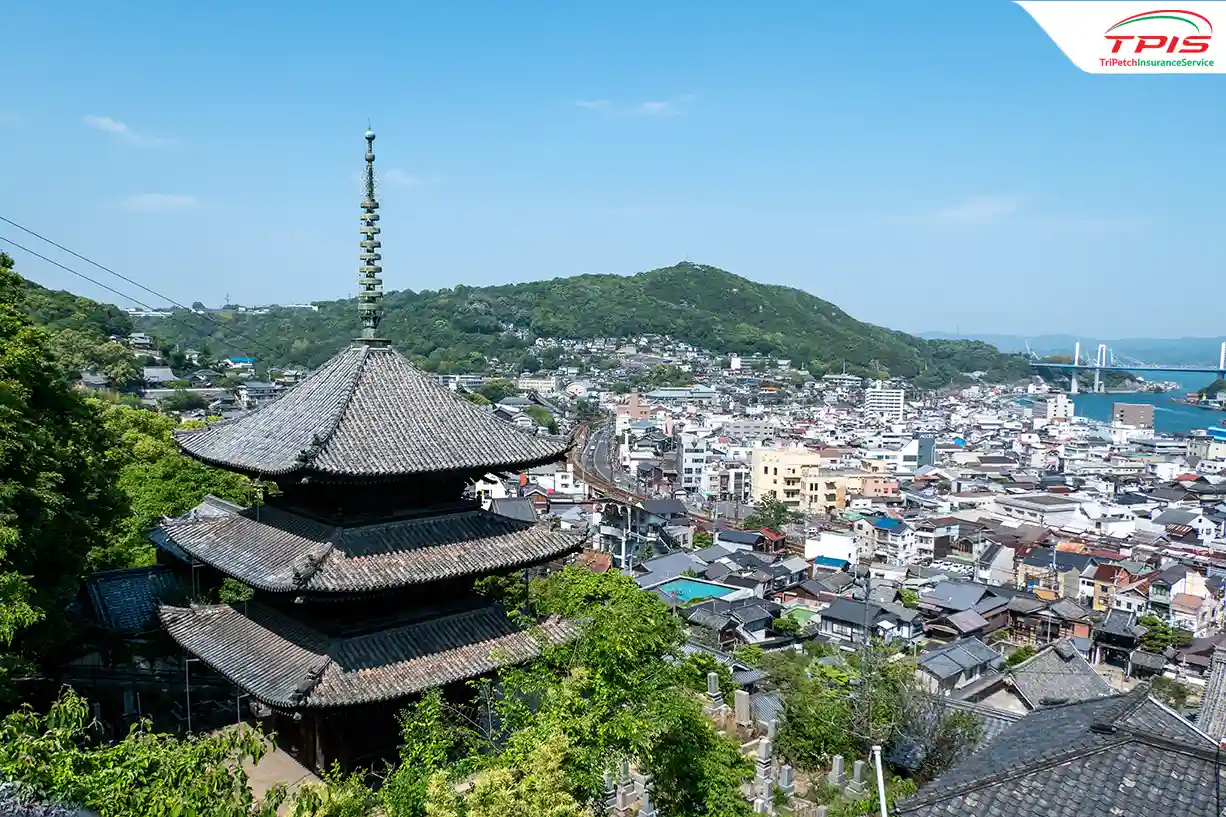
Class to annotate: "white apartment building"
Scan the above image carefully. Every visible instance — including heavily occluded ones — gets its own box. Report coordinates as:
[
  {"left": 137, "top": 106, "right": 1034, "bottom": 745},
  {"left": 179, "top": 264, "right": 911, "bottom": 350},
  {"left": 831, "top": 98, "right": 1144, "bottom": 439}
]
[
  {"left": 677, "top": 432, "right": 711, "bottom": 491},
  {"left": 517, "top": 375, "right": 560, "bottom": 396},
  {"left": 698, "top": 462, "right": 751, "bottom": 503},
  {"left": 1037, "top": 393, "right": 1075, "bottom": 423},
  {"left": 864, "top": 386, "right": 906, "bottom": 420}
]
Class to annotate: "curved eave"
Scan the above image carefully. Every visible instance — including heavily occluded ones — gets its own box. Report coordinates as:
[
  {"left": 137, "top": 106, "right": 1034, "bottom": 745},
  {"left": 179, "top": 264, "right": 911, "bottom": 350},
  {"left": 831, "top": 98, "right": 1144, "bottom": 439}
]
[
  {"left": 176, "top": 436, "right": 573, "bottom": 483},
  {"left": 150, "top": 515, "right": 587, "bottom": 595}
]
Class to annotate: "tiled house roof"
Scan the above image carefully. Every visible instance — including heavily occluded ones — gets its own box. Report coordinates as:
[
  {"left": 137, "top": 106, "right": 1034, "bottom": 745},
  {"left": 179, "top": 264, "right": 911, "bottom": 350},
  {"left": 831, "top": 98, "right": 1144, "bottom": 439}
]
[
  {"left": 174, "top": 344, "right": 569, "bottom": 478},
  {"left": 159, "top": 602, "right": 576, "bottom": 709},
  {"left": 896, "top": 686, "right": 1222, "bottom": 817},
  {"left": 152, "top": 496, "right": 584, "bottom": 594}
]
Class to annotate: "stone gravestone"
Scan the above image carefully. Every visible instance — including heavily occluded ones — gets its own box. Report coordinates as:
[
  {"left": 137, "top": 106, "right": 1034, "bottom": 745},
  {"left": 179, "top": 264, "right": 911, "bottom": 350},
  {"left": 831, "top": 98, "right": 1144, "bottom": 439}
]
[
  {"left": 734, "top": 688, "right": 752, "bottom": 726},
  {"left": 779, "top": 764, "right": 795, "bottom": 797},
  {"left": 845, "top": 759, "right": 867, "bottom": 796},
  {"left": 707, "top": 671, "right": 724, "bottom": 705},
  {"left": 826, "top": 754, "right": 846, "bottom": 789}
]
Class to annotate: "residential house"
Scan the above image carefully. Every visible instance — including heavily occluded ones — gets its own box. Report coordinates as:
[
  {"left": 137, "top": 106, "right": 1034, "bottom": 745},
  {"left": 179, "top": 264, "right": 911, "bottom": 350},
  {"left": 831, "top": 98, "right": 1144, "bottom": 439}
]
[
  {"left": 956, "top": 639, "right": 1113, "bottom": 714},
  {"left": 896, "top": 687, "right": 1224, "bottom": 817},
  {"left": 855, "top": 514, "right": 917, "bottom": 566},
  {"left": 817, "top": 598, "right": 923, "bottom": 649},
  {"left": 915, "top": 638, "right": 1004, "bottom": 695}
]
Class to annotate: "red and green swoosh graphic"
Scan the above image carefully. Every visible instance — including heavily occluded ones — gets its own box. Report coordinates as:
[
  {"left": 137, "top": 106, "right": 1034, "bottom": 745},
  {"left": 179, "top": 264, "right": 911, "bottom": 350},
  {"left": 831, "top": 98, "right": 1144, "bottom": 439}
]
[{"left": 1105, "top": 8, "right": 1214, "bottom": 33}]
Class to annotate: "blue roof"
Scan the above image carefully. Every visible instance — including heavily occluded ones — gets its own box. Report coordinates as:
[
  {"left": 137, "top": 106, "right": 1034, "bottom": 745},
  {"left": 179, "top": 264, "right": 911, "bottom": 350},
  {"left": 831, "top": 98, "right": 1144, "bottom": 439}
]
[
  {"left": 813, "top": 555, "right": 849, "bottom": 568},
  {"left": 869, "top": 516, "right": 903, "bottom": 530}
]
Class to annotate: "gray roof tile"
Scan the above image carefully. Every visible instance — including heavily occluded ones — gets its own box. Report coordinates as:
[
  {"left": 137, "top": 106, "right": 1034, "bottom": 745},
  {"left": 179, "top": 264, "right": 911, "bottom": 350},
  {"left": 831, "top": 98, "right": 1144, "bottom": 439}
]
[
  {"left": 175, "top": 344, "right": 569, "bottom": 478},
  {"left": 154, "top": 496, "right": 583, "bottom": 593},
  {"left": 159, "top": 601, "right": 575, "bottom": 709},
  {"left": 896, "top": 687, "right": 1222, "bottom": 817}
]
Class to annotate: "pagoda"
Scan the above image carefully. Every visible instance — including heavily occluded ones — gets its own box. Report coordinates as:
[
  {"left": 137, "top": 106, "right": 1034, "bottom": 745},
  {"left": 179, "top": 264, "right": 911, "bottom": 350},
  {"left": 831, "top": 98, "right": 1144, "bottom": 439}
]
[{"left": 155, "top": 128, "right": 582, "bottom": 771}]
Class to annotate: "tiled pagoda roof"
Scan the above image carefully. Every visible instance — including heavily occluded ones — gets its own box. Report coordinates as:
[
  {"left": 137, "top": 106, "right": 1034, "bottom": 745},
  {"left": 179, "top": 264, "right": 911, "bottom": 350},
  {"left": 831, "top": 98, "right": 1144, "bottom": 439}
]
[
  {"left": 159, "top": 602, "right": 576, "bottom": 709},
  {"left": 151, "top": 496, "right": 584, "bottom": 594},
  {"left": 174, "top": 343, "right": 569, "bottom": 479}
]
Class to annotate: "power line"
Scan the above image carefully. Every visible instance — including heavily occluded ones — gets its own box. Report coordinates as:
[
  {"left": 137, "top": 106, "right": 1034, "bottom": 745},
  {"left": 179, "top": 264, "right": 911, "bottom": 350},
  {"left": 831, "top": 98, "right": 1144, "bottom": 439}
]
[{"left": 0, "top": 234, "right": 287, "bottom": 361}]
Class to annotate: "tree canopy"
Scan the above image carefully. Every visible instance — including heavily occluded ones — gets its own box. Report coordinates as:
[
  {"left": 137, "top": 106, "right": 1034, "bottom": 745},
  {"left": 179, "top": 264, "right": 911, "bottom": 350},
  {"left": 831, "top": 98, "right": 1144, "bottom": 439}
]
[
  {"left": 0, "top": 255, "right": 127, "bottom": 693},
  {"left": 121, "top": 263, "right": 1028, "bottom": 386}
]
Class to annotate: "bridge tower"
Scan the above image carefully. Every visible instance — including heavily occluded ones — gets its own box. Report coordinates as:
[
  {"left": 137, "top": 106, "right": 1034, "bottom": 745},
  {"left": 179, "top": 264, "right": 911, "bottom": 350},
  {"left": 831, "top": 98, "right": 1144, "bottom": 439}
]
[
  {"left": 1070, "top": 342, "right": 1081, "bottom": 394},
  {"left": 1219, "top": 341, "right": 1226, "bottom": 381},
  {"left": 1094, "top": 344, "right": 1108, "bottom": 393}
]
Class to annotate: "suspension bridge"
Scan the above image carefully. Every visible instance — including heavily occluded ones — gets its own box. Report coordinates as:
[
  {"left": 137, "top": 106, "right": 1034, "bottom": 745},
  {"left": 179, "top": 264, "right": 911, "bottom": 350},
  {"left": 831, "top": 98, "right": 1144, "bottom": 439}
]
[{"left": 1027, "top": 341, "right": 1226, "bottom": 394}]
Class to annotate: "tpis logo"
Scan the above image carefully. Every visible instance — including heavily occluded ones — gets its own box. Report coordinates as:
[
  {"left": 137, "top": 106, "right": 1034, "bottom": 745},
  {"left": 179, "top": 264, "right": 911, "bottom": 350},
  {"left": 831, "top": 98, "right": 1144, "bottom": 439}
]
[
  {"left": 1104, "top": 8, "right": 1213, "bottom": 53},
  {"left": 1016, "top": 1, "right": 1226, "bottom": 73}
]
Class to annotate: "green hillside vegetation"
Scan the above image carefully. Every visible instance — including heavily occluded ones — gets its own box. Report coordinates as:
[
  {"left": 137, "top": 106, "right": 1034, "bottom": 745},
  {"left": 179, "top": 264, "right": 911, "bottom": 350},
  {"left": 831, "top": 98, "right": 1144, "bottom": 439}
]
[{"left": 132, "top": 262, "right": 1029, "bottom": 388}]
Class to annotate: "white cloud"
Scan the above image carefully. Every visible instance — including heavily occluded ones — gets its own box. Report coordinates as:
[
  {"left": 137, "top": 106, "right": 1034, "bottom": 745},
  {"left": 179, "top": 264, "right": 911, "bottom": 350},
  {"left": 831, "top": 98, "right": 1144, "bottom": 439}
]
[
  {"left": 383, "top": 168, "right": 428, "bottom": 188},
  {"left": 574, "top": 95, "right": 696, "bottom": 117},
  {"left": 630, "top": 95, "right": 696, "bottom": 117},
  {"left": 119, "top": 193, "right": 198, "bottom": 213},
  {"left": 84, "top": 114, "right": 170, "bottom": 147},
  {"left": 928, "top": 195, "right": 1021, "bottom": 226}
]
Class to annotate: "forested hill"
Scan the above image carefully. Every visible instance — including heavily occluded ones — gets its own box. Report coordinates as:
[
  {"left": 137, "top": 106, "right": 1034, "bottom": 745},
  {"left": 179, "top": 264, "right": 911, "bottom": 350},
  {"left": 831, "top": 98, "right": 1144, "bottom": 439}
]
[{"left": 114, "top": 261, "right": 1028, "bottom": 387}]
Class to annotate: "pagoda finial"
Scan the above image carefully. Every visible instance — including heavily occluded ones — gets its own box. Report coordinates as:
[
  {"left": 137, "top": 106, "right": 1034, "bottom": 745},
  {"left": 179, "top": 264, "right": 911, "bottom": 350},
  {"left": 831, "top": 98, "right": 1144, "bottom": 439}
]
[{"left": 358, "top": 127, "right": 384, "bottom": 342}]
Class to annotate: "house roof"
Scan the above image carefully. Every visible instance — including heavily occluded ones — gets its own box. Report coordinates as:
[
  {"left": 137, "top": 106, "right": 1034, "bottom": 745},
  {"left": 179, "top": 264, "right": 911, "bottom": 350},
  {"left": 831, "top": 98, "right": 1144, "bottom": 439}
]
[
  {"left": 918, "top": 638, "right": 1003, "bottom": 680},
  {"left": 152, "top": 495, "right": 583, "bottom": 594},
  {"left": 489, "top": 497, "right": 537, "bottom": 523},
  {"left": 895, "top": 686, "right": 1222, "bottom": 817},
  {"left": 174, "top": 344, "right": 569, "bottom": 479},
  {"left": 1008, "top": 640, "right": 1113, "bottom": 708},
  {"left": 159, "top": 601, "right": 575, "bottom": 709}
]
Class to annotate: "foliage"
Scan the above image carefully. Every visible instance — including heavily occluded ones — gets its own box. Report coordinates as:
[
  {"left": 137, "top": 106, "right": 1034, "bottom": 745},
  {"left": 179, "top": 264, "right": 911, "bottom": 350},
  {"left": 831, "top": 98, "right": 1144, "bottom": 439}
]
[
  {"left": 692, "top": 530, "right": 713, "bottom": 549},
  {"left": 1149, "top": 676, "right": 1191, "bottom": 710},
  {"left": 127, "top": 263, "right": 1029, "bottom": 385},
  {"left": 1138, "top": 615, "right": 1194, "bottom": 653},
  {"left": 422, "top": 728, "right": 592, "bottom": 817},
  {"left": 477, "top": 379, "right": 517, "bottom": 403},
  {"left": 1005, "top": 645, "right": 1036, "bottom": 667},
  {"left": 524, "top": 406, "right": 558, "bottom": 434},
  {"left": 774, "top": 642, "right": 977, "bottom": 781},
  {"left": 574, "top": 398, "right": 602, "bottom": 421},
  {"left": 218, "top": 578, "right": 255, "bottom": 605},
  {"left": 0, "top": 688, "right": 286, "bottom": 817},
  {"left": 898, "top": 588, "right": 919, "bottom": 609},
  {"left": 380, "top": 690, "right": 479, "bottom": 817},
  {"left": 772, "top": 616, "right": 802, "bottom": 636},
  {"left": 0, "top": 256, "right": 127, "bottom": 692},
  {"left": 290, "top": 766, "right": 378, "bottom": 817},
  {"left": 160, "top": 388, "right": 209, "bottom": 412},
  {"left": 743, "top": 494, "right": 800, "bottom": 532},
  {"left": 94, "top": 403, "right": 261, "bottom": 570}
]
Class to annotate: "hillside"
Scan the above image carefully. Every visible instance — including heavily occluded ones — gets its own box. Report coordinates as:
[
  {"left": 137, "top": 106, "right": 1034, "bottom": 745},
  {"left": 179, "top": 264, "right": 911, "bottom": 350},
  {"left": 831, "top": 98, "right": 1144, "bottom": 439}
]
[{"left": 118, "top": 262, "right": 1030, "bottom": 387}]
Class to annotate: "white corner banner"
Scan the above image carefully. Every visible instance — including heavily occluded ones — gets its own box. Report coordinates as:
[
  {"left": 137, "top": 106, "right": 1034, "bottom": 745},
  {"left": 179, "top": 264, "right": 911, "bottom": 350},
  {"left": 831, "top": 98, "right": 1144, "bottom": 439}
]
[{"left": 1016, "top": 1, "right": 1226, "bottom": 72}]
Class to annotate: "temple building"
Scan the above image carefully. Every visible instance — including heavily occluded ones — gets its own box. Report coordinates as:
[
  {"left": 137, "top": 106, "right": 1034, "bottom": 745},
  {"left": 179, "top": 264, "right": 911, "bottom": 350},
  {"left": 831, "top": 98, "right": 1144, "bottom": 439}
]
[{"left": 154, "top": 128, "right": 583, "bottom": 771}]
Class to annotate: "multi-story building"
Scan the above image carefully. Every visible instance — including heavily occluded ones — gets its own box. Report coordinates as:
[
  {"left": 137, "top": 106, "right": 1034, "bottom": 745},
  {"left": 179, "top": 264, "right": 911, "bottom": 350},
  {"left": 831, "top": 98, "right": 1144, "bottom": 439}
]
[
  {"left": 1188, "top": 427, "right": 1226, "bottom": 460},
  {"left": 1036, "top": 392, "right": 1075, "bottom": 423},
  {"left": 517, "top": 375, "right": 560, "bottom": 396},
  {"left": 864, "top": 386, "right": 906, "bottom": 420},
  {"left": 1113, "top": 403, "right": 1155, "bottom": 429},
  {"left": 677, "top": 432, "right": 711, "bottom": 491},
  {"left": 698, "top": 462, "right": 750, "bottom": 503},
  {"left": 854, "top": 514, "right": 917, "bottom": 566}
]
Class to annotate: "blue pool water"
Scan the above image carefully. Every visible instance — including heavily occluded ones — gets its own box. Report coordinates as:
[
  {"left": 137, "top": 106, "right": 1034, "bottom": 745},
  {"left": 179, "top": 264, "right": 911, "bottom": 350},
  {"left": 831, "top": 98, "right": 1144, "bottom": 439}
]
[{"left": 655, "top": 578, "right": 737, "bottom": 603}]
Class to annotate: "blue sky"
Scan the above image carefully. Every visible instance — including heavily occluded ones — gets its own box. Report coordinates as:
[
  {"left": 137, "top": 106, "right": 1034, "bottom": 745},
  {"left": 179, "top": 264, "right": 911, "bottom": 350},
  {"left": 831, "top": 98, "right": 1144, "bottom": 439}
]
[{"left": 1, "top": 0, "right": 1222, "bottom": 337}]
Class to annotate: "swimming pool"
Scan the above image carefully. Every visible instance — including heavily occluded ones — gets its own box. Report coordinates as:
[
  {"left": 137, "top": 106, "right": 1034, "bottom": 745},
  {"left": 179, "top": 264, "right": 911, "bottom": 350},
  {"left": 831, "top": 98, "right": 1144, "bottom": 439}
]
[{"left": 654, "top": 577, "right": 737, "bottom": 603}]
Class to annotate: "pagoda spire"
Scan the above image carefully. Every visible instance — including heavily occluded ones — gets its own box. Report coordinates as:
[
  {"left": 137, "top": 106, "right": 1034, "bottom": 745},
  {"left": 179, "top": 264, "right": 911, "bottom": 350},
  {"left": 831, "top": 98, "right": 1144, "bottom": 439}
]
[{"left": 358, "top": 127, "right": 384, "bottom": 341}]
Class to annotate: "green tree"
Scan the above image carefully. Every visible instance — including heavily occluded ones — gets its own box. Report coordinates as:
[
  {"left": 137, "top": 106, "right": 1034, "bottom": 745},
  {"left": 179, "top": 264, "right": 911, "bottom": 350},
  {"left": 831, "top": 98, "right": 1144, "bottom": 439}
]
[
  {"left": 0, "top": 689, "right": 286, "bottom": 817},
  {"left": 1005, "top": 645, "right": 1036, "bottom": 667},
  {"left": 743, "top": 493, "right": 800, "bottom": 531},
  {"left": 95, "top": 403, "right": 261, "bottom": 569},
  {"left": 772, "top": 616, "right": 802, "bottom": 636},
  {"left": 478, "top": 378, "right": 518, "bottom": 403},
  {"left": 1138, "top": 615, "right": 1193, "bottom": 653},
  {"left": 1150, "top": 675, "right": 1191, "bottom": 710},
  {"left": 161, "top": 387, "right": 209, "bottom": 412},
  {"left": 692, "top": 530, "right": 713, "bottom": 549},
  {"left": 0, "top": 255, "right": 126, "bottom": 691},
  {"left": 898, "top": 588, "right": 920, "bottom": 608},
  {"left": 525, "top": 405, "right": 558, "bottom": 434}
]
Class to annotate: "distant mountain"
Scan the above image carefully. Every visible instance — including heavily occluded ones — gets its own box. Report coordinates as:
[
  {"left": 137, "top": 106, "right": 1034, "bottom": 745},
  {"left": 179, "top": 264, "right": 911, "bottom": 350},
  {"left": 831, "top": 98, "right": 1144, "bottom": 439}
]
[
  {"left": 40, "top": 261, "right": 1027, "bottom": 388},
  {"left": 920, "top": 331, "right": 1226, "bottom": 367}
]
